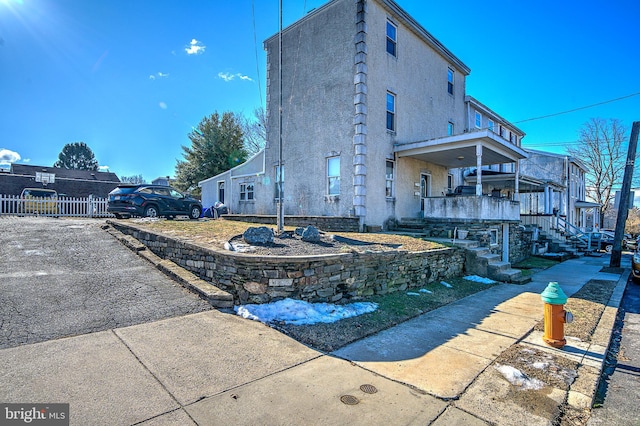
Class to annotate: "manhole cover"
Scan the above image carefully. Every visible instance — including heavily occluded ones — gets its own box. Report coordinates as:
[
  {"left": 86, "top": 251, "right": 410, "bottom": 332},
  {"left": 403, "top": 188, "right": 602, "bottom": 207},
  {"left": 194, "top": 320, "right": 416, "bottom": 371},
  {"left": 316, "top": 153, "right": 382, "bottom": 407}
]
[
  {"left": 360, "top": 384, "right": 378, "bottom": 394},
  {"left": 340, "top": 395, "right": 360, "bottom": 405}
]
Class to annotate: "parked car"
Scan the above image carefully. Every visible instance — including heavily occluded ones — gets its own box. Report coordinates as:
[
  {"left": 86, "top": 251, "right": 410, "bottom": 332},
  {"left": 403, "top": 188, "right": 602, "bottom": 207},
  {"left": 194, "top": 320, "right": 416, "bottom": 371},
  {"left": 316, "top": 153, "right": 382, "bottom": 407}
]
[
  {"left": 107, "top": 184, "right": 202, "bottom": 219},
  {"left": 632, "top": 249, "right": 640, "bottom": 282},
  {"left": 20, "top": 188, "right": 59, "bottom": 215},
  {"left": 588, "top": 232, "right": 615, "bottom": 253}
]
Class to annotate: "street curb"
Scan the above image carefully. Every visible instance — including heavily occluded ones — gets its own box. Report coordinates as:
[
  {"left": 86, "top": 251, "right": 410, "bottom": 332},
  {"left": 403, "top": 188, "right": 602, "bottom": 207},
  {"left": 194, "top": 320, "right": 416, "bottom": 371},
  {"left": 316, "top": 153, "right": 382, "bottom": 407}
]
[
  {"left": 566, "top": 270, "right": 629, "bottom": 411},
  {"left": 102, "top": 223, "right": 234, "bottom": 308}
]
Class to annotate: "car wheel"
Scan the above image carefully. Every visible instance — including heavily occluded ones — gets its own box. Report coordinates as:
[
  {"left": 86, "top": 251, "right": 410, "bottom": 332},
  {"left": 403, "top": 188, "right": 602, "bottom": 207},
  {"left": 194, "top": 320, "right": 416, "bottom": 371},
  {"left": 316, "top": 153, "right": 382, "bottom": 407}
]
[
  {"left": 144, "top": 205, "right": 159, "bottom": 218},
  {"left": 114, "top": 213, "right": 123, "bottom": 219},
  {"left": 605, "top": 244, "right": 613, "bottom": 253},
  {"left": 189, "top": 206, "right": 201, "bottom": 220}
]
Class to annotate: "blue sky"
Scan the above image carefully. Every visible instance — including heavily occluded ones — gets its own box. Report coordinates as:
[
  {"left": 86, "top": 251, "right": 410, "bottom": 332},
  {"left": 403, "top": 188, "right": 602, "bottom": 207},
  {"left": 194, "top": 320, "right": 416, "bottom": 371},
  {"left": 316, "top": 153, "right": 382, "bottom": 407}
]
[{"left": 1, "top": 0, "right": 639, "bottom": 182}]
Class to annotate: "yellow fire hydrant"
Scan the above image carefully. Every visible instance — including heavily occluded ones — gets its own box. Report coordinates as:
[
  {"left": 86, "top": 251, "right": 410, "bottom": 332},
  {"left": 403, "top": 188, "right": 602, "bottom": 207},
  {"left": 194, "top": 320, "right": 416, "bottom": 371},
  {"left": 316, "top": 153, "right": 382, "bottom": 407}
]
[{"left": 541, "top": 281, "right": 574, "bottom": 348}]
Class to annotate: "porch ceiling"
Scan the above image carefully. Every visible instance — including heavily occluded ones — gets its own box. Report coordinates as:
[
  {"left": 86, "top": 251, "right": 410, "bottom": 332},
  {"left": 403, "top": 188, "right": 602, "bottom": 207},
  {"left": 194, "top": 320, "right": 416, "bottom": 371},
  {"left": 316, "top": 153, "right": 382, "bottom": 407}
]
[{"left": 393, "top": 129, "right": 528, "bottom": 168}]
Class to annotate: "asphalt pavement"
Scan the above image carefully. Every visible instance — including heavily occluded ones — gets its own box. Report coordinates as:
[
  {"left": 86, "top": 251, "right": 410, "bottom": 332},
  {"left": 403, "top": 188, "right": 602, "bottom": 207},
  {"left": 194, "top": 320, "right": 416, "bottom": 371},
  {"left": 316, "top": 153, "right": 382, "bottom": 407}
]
[
  {"left": 588, "top": 278, "right": 640, "bottom": 425},
  {"left": 0, "top": 217, "right": 632, "bottom": 425}
]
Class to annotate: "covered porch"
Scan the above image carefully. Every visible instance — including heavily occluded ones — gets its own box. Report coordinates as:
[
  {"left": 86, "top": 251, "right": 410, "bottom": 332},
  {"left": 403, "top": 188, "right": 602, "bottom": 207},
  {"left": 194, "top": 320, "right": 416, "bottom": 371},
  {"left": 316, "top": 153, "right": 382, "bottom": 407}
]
[{"left": 394, "top": 130, "right": 528, "bottom": 221}]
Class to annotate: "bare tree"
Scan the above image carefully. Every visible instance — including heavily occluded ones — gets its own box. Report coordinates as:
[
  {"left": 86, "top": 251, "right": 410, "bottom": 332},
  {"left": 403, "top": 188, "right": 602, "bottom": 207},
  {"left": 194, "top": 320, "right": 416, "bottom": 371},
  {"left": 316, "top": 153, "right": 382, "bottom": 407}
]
[
  {"left": 120, "top": 174, "right": 146, "bottom": 184},
  {"left": 241, "top": 107, "right": 267, "bottom": 155},
  {"left": 567, "top": 118, "right": 627, "bottom": 225}
]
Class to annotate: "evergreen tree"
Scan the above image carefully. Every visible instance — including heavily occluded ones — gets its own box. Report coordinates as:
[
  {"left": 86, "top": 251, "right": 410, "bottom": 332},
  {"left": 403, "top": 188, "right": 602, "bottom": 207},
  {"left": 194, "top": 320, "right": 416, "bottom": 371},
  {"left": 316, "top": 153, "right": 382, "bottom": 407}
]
[
  {"left": 175, "top": 112, "right": 247, "bottom": 192},
  {"left": 53, "top": 142, "right": 99, "bottom": 170}
]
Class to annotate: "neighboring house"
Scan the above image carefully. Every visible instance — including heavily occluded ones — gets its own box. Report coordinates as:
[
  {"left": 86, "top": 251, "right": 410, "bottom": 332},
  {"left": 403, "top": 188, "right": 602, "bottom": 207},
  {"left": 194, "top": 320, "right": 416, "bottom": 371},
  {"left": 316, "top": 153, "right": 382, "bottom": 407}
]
[
  {"left": 0, "top": 164, "right": 121, "bottom": 198},
  {"left": 200, "top": 0, "right": 528, "bottom": 234},
  {"left": 517, "top": 150, "right": 597, "bottom": 231}
]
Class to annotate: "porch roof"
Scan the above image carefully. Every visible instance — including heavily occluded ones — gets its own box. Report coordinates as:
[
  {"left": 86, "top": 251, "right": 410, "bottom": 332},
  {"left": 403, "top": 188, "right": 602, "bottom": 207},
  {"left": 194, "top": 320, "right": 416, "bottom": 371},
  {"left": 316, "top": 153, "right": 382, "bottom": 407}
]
[
  {"left": 465, "top": 171, "right": 565, "bottom": 192},
  {"left": 393, "top": 129, "right": 528, "bottom": 168}
]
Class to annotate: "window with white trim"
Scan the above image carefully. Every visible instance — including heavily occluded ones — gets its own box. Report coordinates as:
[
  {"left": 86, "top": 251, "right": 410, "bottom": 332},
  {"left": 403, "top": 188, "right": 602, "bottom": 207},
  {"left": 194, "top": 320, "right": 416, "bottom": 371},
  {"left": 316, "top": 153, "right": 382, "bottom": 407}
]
[
  {"left": 447, "top": 68, "right": 454, "bottom": 95},
  {"left": 447, "top": 121, "right": 454, "bottom": 136},
  {"left": 240, "top": 182, "right": 254, "bottom": 201},
  {"left": 386, "top": 20, "right": 397, "bottom": 56},
  {"left": 386, "top": 160, "right": 395, "bottom": 197},
  {"left": 447, "top": 174, "right": 454, "bottom": 193},
  {"left": 488, "top": 120, "right": 494, "bottom": 132},
  {"left": 327, "top": 157, "right": 340, "bottom": 195},
  {"left": 386, "top": 92, "right": 396, "bottom": 131},
  {"left": 474, "top": 111, "right": 482, "bottom": 128}
]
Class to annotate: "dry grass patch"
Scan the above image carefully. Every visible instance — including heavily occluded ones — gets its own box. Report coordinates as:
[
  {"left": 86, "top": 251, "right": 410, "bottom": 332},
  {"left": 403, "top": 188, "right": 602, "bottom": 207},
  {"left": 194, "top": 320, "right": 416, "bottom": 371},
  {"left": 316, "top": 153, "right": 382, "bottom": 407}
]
[{"left": 120, "top": 218, "right": 443, "bottom": 253}]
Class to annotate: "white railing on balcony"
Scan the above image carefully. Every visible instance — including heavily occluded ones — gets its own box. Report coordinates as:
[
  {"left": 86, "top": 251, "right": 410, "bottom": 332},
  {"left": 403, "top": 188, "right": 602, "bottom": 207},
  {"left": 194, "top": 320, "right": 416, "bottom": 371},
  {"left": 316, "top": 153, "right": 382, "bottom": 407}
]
[{"left": 0, "top": 194, "right": 113, "bottom": 218}]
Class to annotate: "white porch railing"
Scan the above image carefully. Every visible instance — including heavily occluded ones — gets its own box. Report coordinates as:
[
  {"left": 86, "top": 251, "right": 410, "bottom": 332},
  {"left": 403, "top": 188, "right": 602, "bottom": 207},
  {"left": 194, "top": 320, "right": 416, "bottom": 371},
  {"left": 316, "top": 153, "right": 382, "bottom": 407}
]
[{"left": 0, "top": 194, "right": 114, "bottom": 218}]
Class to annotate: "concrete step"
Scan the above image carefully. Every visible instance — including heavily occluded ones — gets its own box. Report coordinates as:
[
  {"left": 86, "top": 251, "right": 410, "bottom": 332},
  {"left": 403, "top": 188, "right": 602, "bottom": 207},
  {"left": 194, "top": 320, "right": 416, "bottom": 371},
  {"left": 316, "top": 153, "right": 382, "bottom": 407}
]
[{"left": 488, "top": 261, "right": 512, "bottom": 274}]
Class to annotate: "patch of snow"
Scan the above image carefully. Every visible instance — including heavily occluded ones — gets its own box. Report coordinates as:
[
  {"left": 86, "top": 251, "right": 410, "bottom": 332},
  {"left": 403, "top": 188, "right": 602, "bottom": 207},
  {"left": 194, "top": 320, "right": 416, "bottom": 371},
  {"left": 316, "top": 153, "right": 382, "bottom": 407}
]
[
  {"left": 419, "top": 289, "right": 433, "bottom": 294},
  {"left": 495, "top": 364, "right": 545, "bottom": 390},
  {"left": 532, "top": 362, "right": 549, "bottom": 369},
  {"left": 440, "top": 281, "right": 453, "bottom": 288},
  {"left": 464, "top": 275, "right": 497, "bottom": 284},
  {"left": 234, "top": 298, "right": 378, "bottom": 325},
  {"left": 406, "top": 292, "right": 421, "bottom": 296}
]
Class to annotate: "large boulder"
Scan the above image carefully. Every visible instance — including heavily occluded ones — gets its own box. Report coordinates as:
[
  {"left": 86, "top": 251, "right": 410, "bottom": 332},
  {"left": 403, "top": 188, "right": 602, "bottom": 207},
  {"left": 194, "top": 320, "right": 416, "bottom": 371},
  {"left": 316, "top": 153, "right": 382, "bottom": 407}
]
[
  {"left": 243, "top": 226, "right": 274, "bottom": 245},
  {"left": 301, "top": 225, "right": 321, "bottom": 242}
]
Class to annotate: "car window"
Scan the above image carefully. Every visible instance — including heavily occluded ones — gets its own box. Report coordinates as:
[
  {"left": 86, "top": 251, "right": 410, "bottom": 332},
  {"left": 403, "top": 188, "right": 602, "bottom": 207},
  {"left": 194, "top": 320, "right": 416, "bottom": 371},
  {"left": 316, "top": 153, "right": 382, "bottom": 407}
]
[
  {"left": 137, "top": 187, "right": 153, "bottom": 194},
  {"left": 153, "top": 187, "right": 171, "bottom": 196},
  {"left": 22, "top": 189, "right": 56, "bottom": 198},
  {"left": 111, "top": 186, "right": 137, "bottom": 195},
  {"left": 170, "top": 189, "right": 183, "bottom": 199}
]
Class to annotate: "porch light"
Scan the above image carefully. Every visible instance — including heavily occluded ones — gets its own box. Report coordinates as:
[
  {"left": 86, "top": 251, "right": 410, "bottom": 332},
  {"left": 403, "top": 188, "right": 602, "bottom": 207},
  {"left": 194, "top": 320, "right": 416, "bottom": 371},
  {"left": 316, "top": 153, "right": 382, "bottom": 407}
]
[{"left": 457, "top": 156, "right": 465, "bottom": 161}]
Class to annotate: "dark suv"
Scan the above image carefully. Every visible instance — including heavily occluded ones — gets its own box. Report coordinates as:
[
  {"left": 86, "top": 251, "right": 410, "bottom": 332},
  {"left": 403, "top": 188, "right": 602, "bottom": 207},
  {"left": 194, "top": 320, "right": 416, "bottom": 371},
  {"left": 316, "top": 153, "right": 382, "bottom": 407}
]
[{"left": 108, "top": 184, "right": 202, "bottom": 219}]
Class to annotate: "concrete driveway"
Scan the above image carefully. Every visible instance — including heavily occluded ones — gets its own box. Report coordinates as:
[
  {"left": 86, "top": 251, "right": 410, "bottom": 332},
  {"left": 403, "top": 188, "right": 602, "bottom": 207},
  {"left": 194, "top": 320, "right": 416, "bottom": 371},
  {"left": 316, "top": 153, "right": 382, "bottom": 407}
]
[{"left": 0, "top": 216, "right": 212, "bottom": 349}]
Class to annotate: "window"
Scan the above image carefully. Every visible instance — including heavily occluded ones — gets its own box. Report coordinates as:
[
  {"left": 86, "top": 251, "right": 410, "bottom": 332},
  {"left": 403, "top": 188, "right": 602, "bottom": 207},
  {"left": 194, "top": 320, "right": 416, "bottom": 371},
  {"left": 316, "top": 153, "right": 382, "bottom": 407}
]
[
  {"left": 274, "top": 165, "right": 284, "bottom": 199},
  {"left": 217, "top": 182, "right": 225, "bottom": 203},
  {"left": 488, "top": 120, "right": 494, "bottom": 132},
  {"left": 447, "top": 121, "right": 454, "bottom": 136},
  {"left": 327, "top": 157, "right": 340, "bottom": 195},
  {"left": 386, "top": 20, "right": 397, "bottom": 56},
  {"left": 474, "top": 111, "right": 482, "bottom": 128},
  {"left": 447, "top": 68, "right": 454, "bottom": 95},
  {"left": 499, "top": 125, "right": 504, "bottom": 138},
  {"left": 447, "top": 174, "right": 454, "bottom": 193},
  {"left": 240, "top": 183, "right": 254, "bottom": 201},
  {"left": 385, "top": 160, "right": 395, "bottom": 197},
  {"left": 386, "top": 92, "right": 396, "bottom": 131}
]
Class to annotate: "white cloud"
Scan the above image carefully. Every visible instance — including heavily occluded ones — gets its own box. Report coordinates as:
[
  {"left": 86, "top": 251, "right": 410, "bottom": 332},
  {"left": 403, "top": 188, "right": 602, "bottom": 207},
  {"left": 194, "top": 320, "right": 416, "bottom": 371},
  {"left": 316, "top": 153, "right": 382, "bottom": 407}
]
[
  {"left": 185, "top": 39, "right": 205, "bottom": 55},
  {"left": 149, "top": 72, "right": 169, "bottom": 80},
  {"left": 0, "top": 149, "right": 20, "bottom": 165},
  {"left": 217, "top": 72, "right": 253, "bottom": 82}
]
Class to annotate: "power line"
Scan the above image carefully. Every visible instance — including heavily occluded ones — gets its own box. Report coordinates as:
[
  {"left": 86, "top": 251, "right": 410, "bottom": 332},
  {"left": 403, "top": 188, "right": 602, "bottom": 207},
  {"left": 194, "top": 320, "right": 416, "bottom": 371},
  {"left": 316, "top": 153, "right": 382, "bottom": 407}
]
[{"left": 514, "top": 91, "right": 640, "bottom": 124}]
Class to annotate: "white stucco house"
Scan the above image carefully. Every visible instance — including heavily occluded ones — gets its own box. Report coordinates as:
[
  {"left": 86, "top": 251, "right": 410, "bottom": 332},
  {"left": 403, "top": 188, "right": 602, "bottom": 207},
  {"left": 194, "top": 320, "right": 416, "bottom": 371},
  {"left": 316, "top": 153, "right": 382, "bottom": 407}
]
[{"left": 200, "top": 0, "right": 530, "bottom": 233}]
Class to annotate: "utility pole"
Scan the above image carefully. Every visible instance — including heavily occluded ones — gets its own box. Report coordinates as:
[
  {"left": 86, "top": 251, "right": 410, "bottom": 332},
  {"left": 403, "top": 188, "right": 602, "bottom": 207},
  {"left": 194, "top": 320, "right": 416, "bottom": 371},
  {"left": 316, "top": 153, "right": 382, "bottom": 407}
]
[
  {"left": 276, "top": 0, "right": 284, "bottom": 233},
  {"left": 610, "top": 121, "right": 640, "bottom": 267}
]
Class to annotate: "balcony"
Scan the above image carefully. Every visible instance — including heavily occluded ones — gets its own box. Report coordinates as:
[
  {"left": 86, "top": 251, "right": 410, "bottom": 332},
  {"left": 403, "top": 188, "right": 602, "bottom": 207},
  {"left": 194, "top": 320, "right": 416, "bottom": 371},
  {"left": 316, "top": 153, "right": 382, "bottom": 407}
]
[{"left": 423, "top": 194, "right": 520, "bottom": 221}]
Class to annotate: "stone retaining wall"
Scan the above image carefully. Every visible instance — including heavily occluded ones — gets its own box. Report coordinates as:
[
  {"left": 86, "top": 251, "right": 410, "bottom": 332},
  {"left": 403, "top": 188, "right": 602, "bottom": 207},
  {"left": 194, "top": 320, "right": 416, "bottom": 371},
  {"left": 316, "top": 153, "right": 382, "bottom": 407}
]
[
  {"left": 109, "top": 221, "right": 465, "bottom": 305},
  {"left": 221, "top": 214, "right": 360, "bottom": 232}
]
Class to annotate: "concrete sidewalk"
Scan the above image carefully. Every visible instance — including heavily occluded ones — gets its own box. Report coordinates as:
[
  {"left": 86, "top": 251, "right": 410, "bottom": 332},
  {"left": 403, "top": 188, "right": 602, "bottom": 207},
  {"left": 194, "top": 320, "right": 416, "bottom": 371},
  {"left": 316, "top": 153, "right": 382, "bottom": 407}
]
[{"left": 0, "top": 255, "right": 628, "bottom": 425}]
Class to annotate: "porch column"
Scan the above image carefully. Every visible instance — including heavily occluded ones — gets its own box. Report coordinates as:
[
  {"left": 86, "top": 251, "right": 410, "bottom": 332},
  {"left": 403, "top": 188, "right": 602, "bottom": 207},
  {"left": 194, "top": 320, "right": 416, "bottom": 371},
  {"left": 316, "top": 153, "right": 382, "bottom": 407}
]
[
  {"left": 514, "top": 160, "right": 520, "bottom": 201},
  {"left": 476, "top": 144, "right": 483, "bottom": 195}
]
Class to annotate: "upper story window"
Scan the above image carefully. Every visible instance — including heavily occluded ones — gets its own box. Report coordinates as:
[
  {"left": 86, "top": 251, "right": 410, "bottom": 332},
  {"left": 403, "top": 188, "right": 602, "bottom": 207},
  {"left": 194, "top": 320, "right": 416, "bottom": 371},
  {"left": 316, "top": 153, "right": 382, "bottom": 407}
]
[
  {"left": 240, "top": 182, "right": 254, "bottom": 201},
  {"left": 327, "top": 157, "right": 340, "bottom": 195},
  {"left": 386, "top": 160, "right": 395, "bottom": 197},
  {"left": 474, "top": 111, "right": 482, "bottom": 129},
  {"left": 447, "top": 121, "right": 454, "bottom": 136},
  {"left": 488, "top": 120, "right": 494, "bottom": 132},
  {"left": 386, "top": 20, "right": 397, "bottom": 56},
  {"left": 447, "top": 68, "right": 454, "bottom": 95},
  {"left": 386, "top": 92, "right": 396, "bottom": 131}
]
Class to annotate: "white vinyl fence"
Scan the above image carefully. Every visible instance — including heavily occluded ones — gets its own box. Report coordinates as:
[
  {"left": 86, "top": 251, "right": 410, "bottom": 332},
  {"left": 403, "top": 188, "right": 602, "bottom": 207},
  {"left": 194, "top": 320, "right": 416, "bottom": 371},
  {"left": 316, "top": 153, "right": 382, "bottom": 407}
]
[{"left": 0, "top": 194, "right": 114, "bottom": 218}]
